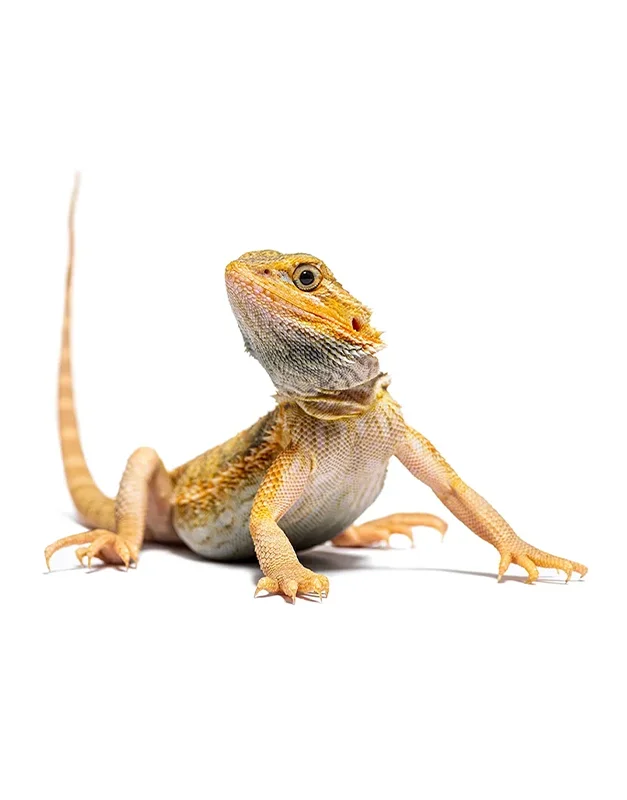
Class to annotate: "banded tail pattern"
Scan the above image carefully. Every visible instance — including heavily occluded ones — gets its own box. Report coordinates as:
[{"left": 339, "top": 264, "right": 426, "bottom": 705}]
[{"left": 58, "top": 175, "right": 115, "bottom": 530}]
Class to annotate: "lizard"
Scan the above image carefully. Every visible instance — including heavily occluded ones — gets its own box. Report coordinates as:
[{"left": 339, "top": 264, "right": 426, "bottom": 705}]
[{"left": 45, "top": 177, "right": 587, "bottom": 601}]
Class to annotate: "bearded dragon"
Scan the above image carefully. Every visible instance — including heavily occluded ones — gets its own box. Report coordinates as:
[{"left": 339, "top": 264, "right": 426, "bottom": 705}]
[{"left": 45, "top": 179, "right": 587, "bottom": 600}]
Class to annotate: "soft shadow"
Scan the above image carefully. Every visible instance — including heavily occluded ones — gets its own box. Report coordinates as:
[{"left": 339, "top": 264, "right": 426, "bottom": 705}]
[
  {"left": 254, "top": 591, "right": 322, "bottom": 605},
  {"left": 42, "top": 562, "right": 131, "bottom": 576},
  {"left": 299, "top": 546, "right": 576, "bottom": 585},
  {"left": 141, "top": 541, "right": 204, "bottom": 561},
  {"left": 44, "top": 537, "right": 580, "bottom": 586},
  {"left": 59, "top": 510, "right": 85, "bottom": 525}
]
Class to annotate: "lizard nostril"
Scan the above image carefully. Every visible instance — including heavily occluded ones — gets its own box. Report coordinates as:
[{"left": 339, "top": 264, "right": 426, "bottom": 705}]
[
  {"left": 352, "top": 317, "right": 362, "bottom": 332},
  {"left": 264, "top": 269, "right": 270, "bottom": 275}
]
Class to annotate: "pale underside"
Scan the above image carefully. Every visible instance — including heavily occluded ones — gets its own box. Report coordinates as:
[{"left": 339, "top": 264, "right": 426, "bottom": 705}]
[{"left": 170, "top": 390, "right": 399, "bottom": 561}]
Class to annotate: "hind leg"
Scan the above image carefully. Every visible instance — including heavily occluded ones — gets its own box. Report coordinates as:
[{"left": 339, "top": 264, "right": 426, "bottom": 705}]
[
  {"left": 45, "top": 447, "right": 174, "bottom": 569},
  {"left": 332, "top": 512, "right": 447, "bottom": 548}
]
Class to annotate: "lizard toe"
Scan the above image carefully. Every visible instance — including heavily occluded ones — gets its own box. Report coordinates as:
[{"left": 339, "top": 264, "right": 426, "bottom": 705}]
[
  {"left": 497, "top": 543, "right": 587, "bottom": 584},
  {"left": 254, "top": 568, "right": 330, "bottom": 603}
]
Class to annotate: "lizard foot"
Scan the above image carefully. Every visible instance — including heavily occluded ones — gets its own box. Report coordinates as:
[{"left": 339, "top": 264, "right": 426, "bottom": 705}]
[
  {"left": 331, "top": 512, "right": 447, "bottom": 548},
  {"left": 497, "top": 544, "right": 587, "bottom": 584},
  {"left": 255, "top": 565, "right": 330, "bottom": 603},
  {"left": 45, "top": 530, "right": 139, "bottom": 570}
]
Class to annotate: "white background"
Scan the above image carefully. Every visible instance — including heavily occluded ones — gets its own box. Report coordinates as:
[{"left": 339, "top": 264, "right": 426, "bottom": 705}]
[{"left": 2, "top": 1, "right": 625, "bottom": 798}]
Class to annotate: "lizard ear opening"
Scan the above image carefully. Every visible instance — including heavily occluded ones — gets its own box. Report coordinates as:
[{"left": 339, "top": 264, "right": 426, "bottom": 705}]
[{"left": 352, "top": 317, "right": 362, "bottom": 332}]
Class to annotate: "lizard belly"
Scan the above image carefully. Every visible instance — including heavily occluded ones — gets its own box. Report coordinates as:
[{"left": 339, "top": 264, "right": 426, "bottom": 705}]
[
  {"left": 173, "top": 458, "right": 389, "bottom": 561},
  {"left": 172, "top": 395, "right": 398, "bottom": 561},
  {"left": 281, "top": 453, "right": 389, "bottom": 552},
  {"left": 174, "top": 481, "right": 261, "bottom": 561}
]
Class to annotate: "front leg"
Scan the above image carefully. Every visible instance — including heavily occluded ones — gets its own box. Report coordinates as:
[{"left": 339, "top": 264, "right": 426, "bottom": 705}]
[
  {"left": 251, "top": 447, "right": 329, "bottom": 602},
  {"left": 395, "top": 425, "right": 587, "bottom": 583}
]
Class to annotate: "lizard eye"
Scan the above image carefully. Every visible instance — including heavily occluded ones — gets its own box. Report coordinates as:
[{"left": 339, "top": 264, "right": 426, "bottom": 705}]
[{"left": 293, "top": 264, "right": 322, "bottom": 292}]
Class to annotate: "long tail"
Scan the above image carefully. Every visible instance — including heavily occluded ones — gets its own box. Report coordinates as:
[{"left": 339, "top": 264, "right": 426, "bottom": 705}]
[{"left": 58, "top": 175, "right": 116, "bottom": 530}]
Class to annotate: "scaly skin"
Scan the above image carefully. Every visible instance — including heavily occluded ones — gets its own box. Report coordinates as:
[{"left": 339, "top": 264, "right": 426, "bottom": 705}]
[{"left": 45, "top": 178, "right": 587, "bottom": 599}]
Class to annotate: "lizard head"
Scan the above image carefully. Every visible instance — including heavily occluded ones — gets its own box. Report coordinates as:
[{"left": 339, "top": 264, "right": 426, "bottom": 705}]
[{"left": 225, "top": 250, "right": 384, "bottom": 395}]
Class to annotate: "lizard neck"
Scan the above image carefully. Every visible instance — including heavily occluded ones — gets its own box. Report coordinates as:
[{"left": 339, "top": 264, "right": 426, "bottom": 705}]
[
  {"left": 276, "top": 372, "right": 391, "bottom": 421},
  {"left": 266, "top": 350, "right": 382, "bottom": 398}
]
